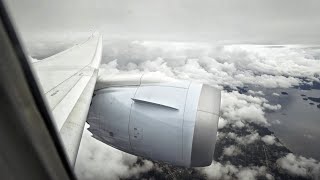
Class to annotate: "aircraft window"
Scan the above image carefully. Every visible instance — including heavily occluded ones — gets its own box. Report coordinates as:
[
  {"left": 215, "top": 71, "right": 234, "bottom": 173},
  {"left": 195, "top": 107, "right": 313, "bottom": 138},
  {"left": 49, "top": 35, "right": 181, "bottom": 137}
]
[{"left": 4, "top": 0, "right": 320, "bottom": 179}]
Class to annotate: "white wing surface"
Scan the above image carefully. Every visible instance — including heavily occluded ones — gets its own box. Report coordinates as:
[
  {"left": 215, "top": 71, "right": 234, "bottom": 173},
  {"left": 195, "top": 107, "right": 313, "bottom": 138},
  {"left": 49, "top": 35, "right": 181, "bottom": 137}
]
[{"left": 32, "top": 33, "right": 103, "bottom": 166}]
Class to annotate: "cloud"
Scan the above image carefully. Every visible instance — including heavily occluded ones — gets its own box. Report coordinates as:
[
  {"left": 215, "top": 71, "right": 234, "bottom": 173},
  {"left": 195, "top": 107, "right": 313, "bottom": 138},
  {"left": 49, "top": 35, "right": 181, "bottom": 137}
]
[
  {"left": 272, "top": 92, "right": 280, "bottom": 96},
  {"left": 200, "top": 162, "right": 239, "bottom": 179},
  {"left": 220, "top": 91, "right": 277, "bottom": 127},
  {"left": 271, "top": 119, "right": 281, "bottom": 125},
  {"left": 75, "top": 124, "right": 153, "bottom": 180},
  {"left": 218, "top": 117, "right": 228, "bottom": 129},
  {"left": 100, "top": 40, "right": 320, "bottom": 89},
  {"left": 248, "top": 90, "right": 265, "bottom": 96},
  {"left": 225, "top": 132, "right": 261, "bottom": 145},
  {"left": 200, "top": 162, "right": 238, "bottom": 180},
  {"left": 304, "top": 134, "right": 314, "bottom": 139},
  {"left": 277, "top": 153, "right": 320, "bottom": 179},
  {"left": 261, "top": 135, "right": 276, "bottom": 145},
  {"left": 235, "top": 133, "right": 261, "bottom": 145},
  {"left": 223, "top": 145, "right": 242, "bottom": 156},
  {"left": 263, "top": 103, "right": 281, "bottom": 111},
  {"left": 236, "top": 166, "right": 271, "bottom": 180},
  {"left": 200, "top": 162, "right": 273, "bottom": 180}
]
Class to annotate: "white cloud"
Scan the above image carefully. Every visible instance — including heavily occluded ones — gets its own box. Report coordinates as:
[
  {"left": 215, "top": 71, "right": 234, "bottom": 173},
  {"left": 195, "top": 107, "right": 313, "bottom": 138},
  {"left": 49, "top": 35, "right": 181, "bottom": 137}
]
[
  {"left": 226, "top": 132, "right": 261, "bottom": 145},
  {"left": 223, "top": 145, "right": 242, "bottom": 156},
  {"left": 235, "top": 133, "right": 261, "bottom": 145},
  {"left": 261, "top": 135, "right": 276, "bottom": 145},
  {"left": 272, "top": 92, "right": 280, "bottom": 96},
  {"left": 236, "top": 166, "right": 268, "bottom": 180},
  {"left": 277, "top": 153, "right": 320, "bottom": 179},
  {"left": 217, "top": 45, "right": 320, "bottom": 81},
  {"left": 75, "top": 124, "right": 153, "bottom": 180},
  {"left": 304, "top": 134, "right": 314, "bottom": 139},
  {"left": 99, "top": 41, "right": 320, "bottom": 89},
  {"left": 227, "top": 132, "right": 237, "bottom": 139},
  {"left": 219, "top": 91, "right": 281, "bottom": 127},
  {"left": 266, "top": 173, "right": 275, "bottom": 180},
  {"left": 248, "top": 90, "right": 265, "bottom": 96},
  {"left": 221, "top": 91, "right": 270, "bottom": 127},
  {"left": 263, "top": 103, "right": 281, "bottom": 111},
  {"left": 200, "top": 162, "right": 273, "bottom": 180},
  {"left": 218, "top": 117, "right": 228, "bottom": 129},
  {"left": 234, "top": 74, "right": 300, "bottom": 89},
  {"left": 200, "top": 162, "right": 238, "bottom": 180},
  {"left": 271, "top": 119, "right": 281, "bottom": 125},
  {"left": 232, "top": 120, "right": 246, "bottom": 129}
]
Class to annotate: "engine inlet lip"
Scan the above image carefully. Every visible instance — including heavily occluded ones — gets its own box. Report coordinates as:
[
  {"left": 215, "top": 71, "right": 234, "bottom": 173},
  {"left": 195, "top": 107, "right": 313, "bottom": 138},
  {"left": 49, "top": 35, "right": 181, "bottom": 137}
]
[{"left": 190, "top": 84, "right": 221, "bottom": 167}]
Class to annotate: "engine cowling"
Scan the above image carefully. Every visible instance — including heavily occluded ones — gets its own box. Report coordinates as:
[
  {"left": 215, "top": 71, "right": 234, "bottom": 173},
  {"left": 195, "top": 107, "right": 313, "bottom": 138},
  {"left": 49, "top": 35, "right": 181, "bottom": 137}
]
[{"left": 87, "top": 73, "right": 221, "bottom": 167}]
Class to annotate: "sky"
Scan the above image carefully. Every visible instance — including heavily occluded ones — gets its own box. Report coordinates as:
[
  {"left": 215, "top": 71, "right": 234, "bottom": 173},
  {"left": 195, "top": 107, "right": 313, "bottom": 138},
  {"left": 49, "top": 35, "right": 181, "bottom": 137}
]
[{"left": 5, "top": 0, "right": 320, "bottom": 44}]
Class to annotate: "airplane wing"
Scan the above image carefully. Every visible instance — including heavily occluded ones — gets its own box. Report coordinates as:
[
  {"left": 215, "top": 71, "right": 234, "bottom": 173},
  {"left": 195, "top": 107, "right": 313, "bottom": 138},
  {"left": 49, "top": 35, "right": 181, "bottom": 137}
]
[{"left": 32, "top": 33, "right": 103, "bottom": 166}]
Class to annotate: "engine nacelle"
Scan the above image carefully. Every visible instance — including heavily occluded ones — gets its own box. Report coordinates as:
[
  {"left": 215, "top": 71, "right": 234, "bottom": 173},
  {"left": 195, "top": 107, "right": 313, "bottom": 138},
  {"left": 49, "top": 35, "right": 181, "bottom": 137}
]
[{"left": 87, "top": 74, "right": 221, "bottom": 167}]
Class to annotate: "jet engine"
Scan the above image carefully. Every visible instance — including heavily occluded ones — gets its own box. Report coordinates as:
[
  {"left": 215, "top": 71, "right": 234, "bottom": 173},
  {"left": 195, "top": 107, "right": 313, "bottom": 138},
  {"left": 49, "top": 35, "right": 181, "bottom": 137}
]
[{"left": 87, "top": 73, "right": 221, "bottom": 167}]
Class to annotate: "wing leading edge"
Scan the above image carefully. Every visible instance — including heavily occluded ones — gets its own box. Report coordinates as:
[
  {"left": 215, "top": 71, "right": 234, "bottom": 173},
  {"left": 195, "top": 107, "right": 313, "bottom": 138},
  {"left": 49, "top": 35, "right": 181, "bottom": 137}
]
[{"left": 33, "top": 33, "right": 103, "bottom": 166}]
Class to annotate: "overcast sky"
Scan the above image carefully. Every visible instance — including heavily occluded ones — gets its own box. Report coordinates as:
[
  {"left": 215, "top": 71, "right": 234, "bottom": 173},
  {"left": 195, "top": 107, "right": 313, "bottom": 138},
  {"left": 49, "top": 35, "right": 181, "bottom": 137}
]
[{"left": 5, "top": 0, "right": 320, "bottom": 44}]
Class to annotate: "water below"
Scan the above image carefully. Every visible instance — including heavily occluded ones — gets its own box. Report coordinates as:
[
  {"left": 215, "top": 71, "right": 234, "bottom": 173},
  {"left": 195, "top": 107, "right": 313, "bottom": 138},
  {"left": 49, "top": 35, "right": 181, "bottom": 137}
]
[{"left": 263, "top": 88, "right": 320, "bottom": 160}]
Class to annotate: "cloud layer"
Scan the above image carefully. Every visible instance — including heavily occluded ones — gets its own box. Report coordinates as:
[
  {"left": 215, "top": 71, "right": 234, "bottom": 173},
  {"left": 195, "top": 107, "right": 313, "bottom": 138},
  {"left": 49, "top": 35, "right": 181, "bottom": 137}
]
[
  {"left": 277, "top": 153, "right": 320, "bottom": 179},
  {"left": 101, "top": 40, "right": 320, "bottom": 89}
]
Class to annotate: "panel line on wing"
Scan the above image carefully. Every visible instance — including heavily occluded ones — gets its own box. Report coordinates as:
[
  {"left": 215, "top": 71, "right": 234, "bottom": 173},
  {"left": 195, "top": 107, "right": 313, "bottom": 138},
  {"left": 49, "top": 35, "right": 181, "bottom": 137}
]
[
  {"left": 43, "top": 37, "right": 100, "bottom": 95},
  {"left": 47, "top": 67, "right": 96, "bottom": 110},
  {"left": 43, "top": 65, "right": 94, "bottom": 95},
  {"left": 52, "top": 76, "right": 91, "bottom": 130},
  {"left": 47, "top": 75, "right": 82, "bottom": 110},
  {"left": 34, "top": 35, "right": 100, "bottom": 93}
]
